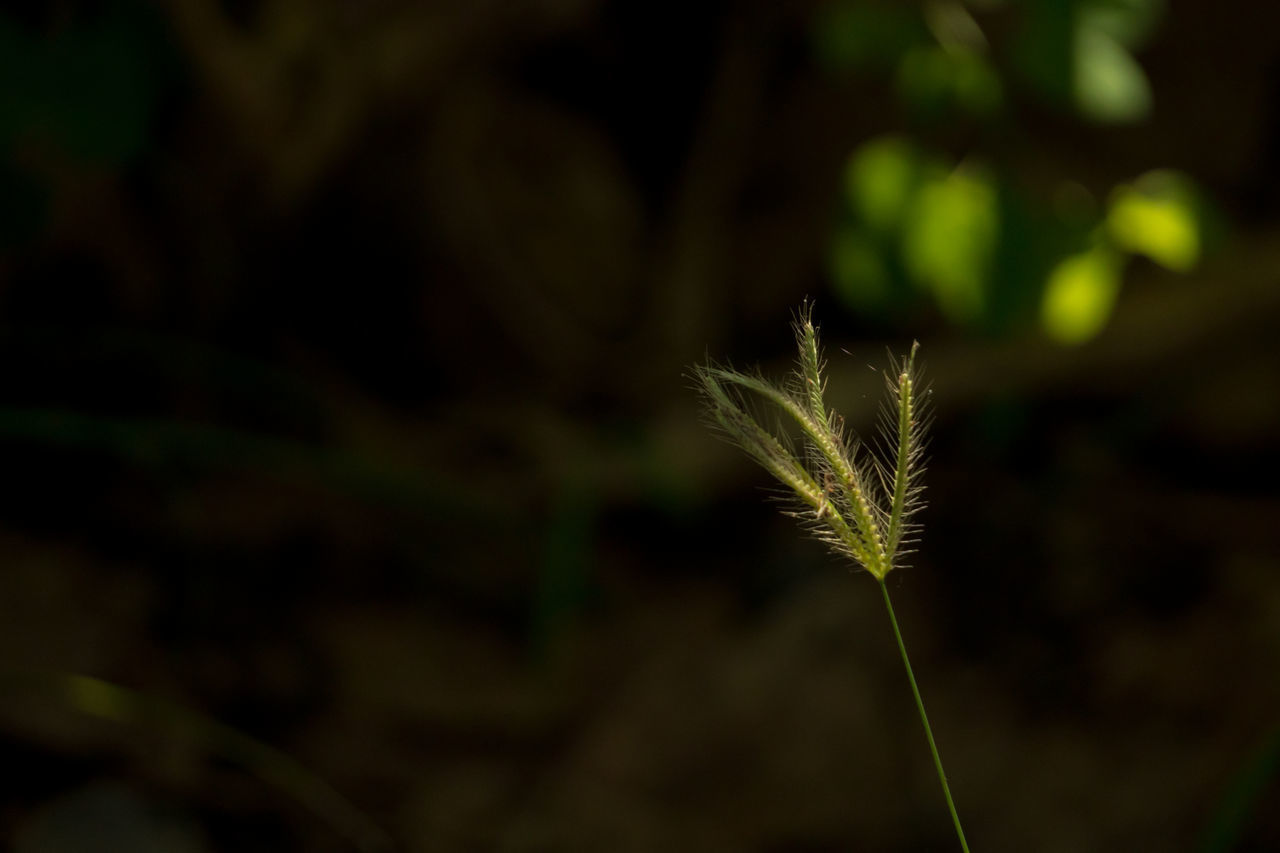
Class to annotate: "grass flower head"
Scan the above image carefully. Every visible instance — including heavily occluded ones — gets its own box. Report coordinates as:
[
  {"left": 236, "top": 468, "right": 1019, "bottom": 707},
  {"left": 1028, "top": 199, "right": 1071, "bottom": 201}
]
[{"left": 694, "top": 301, "right": 930, "bottom": 580}]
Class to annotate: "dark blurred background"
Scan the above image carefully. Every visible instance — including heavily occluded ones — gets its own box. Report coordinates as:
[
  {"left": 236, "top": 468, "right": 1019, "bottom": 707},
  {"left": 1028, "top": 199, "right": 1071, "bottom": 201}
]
[{"left": 2, "top": 0, "right": 1278, "bottom": 850}]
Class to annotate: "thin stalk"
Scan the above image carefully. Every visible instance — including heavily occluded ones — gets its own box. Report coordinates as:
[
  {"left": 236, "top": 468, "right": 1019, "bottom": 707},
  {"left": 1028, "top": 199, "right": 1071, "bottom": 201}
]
[{"left": 879, "top": 581, "right": 971, "bottom": 853}]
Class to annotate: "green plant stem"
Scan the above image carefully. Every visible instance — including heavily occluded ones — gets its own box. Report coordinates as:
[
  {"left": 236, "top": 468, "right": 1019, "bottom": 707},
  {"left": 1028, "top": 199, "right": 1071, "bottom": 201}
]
[{"left": 879, "top": 581, "right": 971, "bottom": 853}]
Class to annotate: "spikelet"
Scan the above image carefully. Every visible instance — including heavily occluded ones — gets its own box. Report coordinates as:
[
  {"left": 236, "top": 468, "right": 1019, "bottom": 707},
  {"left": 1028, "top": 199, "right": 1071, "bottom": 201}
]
[{"left": 874, "top": 340, "right": 932, "bottom": 569}]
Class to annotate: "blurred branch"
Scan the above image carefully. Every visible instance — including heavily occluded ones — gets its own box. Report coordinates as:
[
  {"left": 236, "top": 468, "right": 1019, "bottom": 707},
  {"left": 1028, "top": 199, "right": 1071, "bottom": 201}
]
[
  {"left": 581, "top": 228, "right": 1280, "bottom": 501},
  {"left": 159, "top": 0, "right": 589, "bottom": 204},
  {"left": 0, "top": 670, "right": 391, "bottom": 853},
  {"left": 0, "top": 407, "right": 507, "bottom": 523},
  {"left": 638, "top": 8, "right": 773, "bottom": 375},
  {"left": 420, "top": 2, "right": 782, "bottom": 391}
]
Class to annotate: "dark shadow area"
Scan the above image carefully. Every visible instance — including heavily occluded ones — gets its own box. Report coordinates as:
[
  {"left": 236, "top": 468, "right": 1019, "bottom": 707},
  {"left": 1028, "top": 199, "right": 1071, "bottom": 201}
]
[{"left": 1, "top": 0, "right": 1278, "bottom": 850}]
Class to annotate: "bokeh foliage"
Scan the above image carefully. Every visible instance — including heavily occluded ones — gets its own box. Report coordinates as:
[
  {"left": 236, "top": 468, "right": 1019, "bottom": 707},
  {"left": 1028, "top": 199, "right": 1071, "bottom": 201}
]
[{"left": 818, "top": 0, "right": 1210, "bottom": 343}]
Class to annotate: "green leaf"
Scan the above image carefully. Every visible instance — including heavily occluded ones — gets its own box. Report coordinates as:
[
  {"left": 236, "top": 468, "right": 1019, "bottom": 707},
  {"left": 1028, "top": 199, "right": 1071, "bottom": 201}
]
[
  {"left": 902, "top": 164, "right": 999, "bottom": 323},
  {"left": 896, "top": 47, "right": 1003, "bottom": 118},
  {"left": 1074, "top": 25, "right": 1152, "bottom": 123},
  {"left": 812, "top": 0, "right": 927, "bottom": 72},
  {"left": 1106, "top": 170, "right": 1200, "bottom": 271},
  {"left": 844, "top": 136, "right": 920, "bottom": 234},
  {"left": 1040, "top": 245, "right": 1123, "bottom": 344},
  {"left": 1079, "top": 0, "right": 1166, "bottom": 48}
]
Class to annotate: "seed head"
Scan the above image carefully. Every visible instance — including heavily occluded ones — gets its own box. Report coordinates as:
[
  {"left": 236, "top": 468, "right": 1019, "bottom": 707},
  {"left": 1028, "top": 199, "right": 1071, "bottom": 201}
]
[{"left": 693, "top": 305, "right": 929, "bottom": 579}]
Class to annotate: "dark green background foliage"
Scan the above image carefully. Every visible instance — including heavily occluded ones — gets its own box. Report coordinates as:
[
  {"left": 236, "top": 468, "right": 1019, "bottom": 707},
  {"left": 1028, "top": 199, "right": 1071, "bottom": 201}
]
[{"left": 1, "top": 0, "right": 1278, "bottom": 850}]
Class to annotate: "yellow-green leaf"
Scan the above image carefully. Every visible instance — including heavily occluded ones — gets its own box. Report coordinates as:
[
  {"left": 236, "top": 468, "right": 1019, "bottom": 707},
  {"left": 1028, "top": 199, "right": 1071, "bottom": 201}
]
[
  {"left": 1041, "top": 246, "right": 1124, "bottom": 344},
  {"left": 1106, "top": 171, "right": 1200, "bottom": 271}
]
